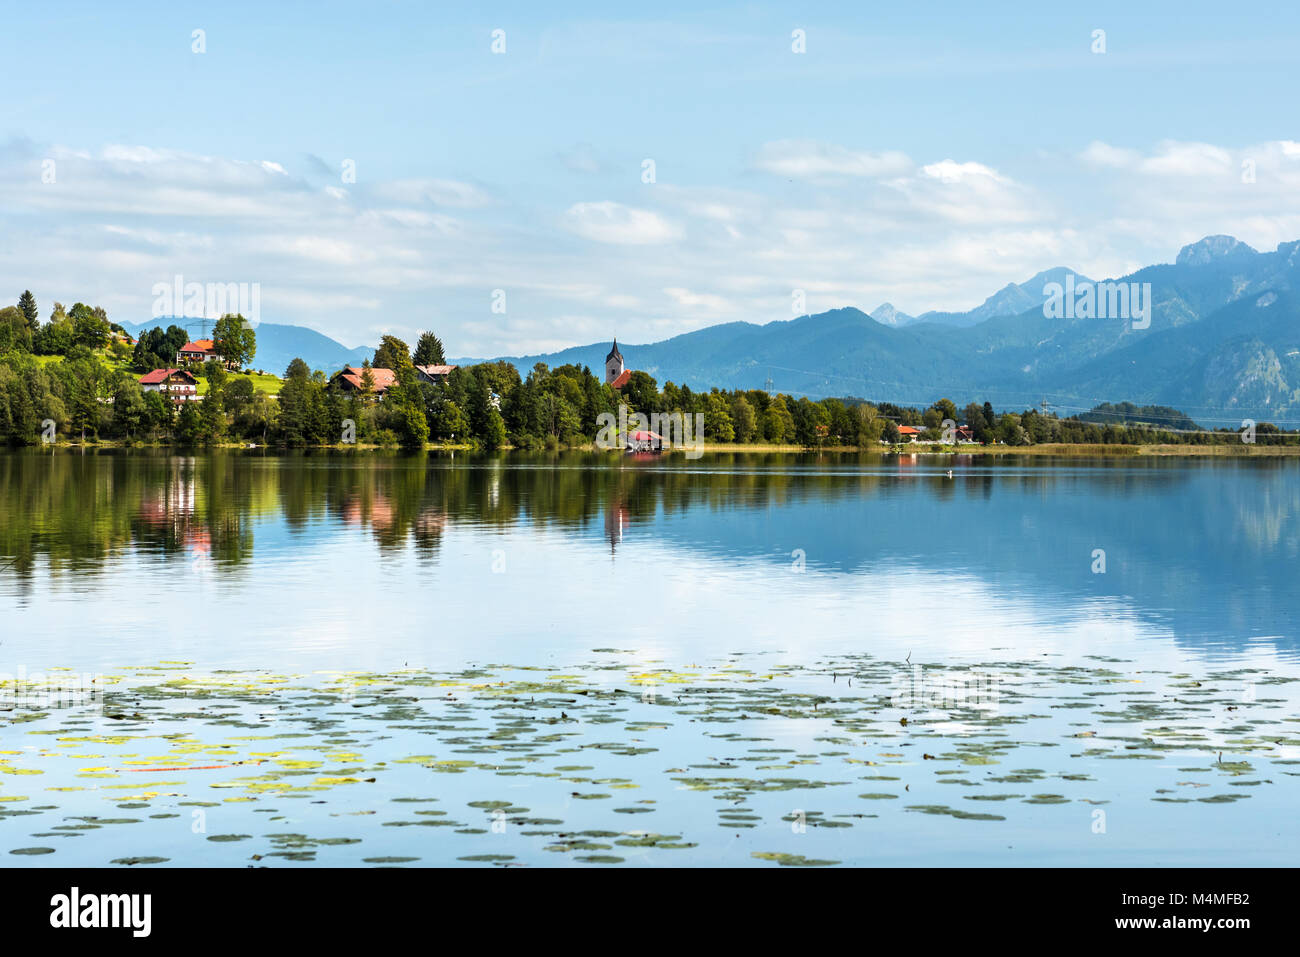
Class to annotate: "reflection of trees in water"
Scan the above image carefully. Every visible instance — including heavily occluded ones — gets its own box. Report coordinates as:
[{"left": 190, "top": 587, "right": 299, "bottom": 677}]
[{"left": 4, "top": 447, "right": 1292, "bottom": 583}]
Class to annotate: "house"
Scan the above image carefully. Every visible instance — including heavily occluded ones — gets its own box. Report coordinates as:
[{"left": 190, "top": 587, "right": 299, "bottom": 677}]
[
  {"left": 177, "top": 339, "right": 222, "bottom": 366},
  {"left": 897, "top": 425, "right": 923, "bottom": 442},
  {"left": 625, "top": 429, "right": 662, "bottom": 453},
  {"left": 415, "top": 363, "right": 458, "bottom": 385},
  {"left": 605, "top": 338, "right": 633, "bottom": 389},
  {"left": 954, "top": 425, "right": 976, "bottom": 443},
  {"left": 330, "top": 366, "right": 398, "bottom": 398},
  {"left": 139, "top": 368, "right": 199, "bottom": 402}
]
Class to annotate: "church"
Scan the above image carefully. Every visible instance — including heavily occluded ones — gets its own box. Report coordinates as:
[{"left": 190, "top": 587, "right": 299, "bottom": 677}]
[{"left": 605, "top": 337, "right": 632, "bottom": 389}]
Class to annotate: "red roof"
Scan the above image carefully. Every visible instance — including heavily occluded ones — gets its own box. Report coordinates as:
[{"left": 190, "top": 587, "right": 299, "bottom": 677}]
[
  {"left": 628, "top": 430, "right": 661, "bottom": 442},
  {"left": 335, "top": 366, "right": 398, "bottom": 392},
  {"left": 897, "top": 425, "right": 923, "bottom": 435},
  {"left": 139, "top": 368, "right": 196, "bottom": 385},
  {"left": 180, "top": 339, "right": 216, "bottom": 353},
  {"left": 609, "top": 369, "right": 632, "bottom": 389},
  {"left": 415, "top": 364, "right": 457, "bottom": 377}
]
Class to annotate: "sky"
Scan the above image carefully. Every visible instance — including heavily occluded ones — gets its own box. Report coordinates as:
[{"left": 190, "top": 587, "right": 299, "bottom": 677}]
[{"left": 3, "top": 1, "right": 1300, "bottom": 356}]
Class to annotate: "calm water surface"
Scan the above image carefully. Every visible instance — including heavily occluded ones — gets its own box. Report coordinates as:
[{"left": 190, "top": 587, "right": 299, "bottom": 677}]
[{"left": 0, "top": 449, "right": 1297, "bottom": 867}]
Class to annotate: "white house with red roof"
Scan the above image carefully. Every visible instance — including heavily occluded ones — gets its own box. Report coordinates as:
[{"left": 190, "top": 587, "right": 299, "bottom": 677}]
[
  {"left": 139, "top": 368, "right": 199, "bottom": 401},
  {"left": 177, "top": 339, "right": 223, "bottom": 366}
]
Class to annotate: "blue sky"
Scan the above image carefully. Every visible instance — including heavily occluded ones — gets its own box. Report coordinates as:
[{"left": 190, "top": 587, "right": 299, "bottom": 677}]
[{"left": 4, "top": 1, "right": 1300, "bottom": 355}]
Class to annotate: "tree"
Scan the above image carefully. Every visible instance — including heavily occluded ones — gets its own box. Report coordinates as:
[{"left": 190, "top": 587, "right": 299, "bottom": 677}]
[
  {"left": 413, "top": 332, "right": 446, "bottom": 366},
  {"left": 373, "top": 335, "right": 411, "bottom": 371},
  {"left": 0, "top": 306, "right": 32, "bottom": 354},
  {"left": 68, "top": 303, "right": 110, "bottom": 349},
  {"left": 427, "top": 397, "right": 469, "bottom": 440},
  {"left": 143, "top": 390, "right": 173, "bottom": 437},
  {"left": 481, "top": 405, "right": 507, "bottom": 449},
  {"left": 381, "top": 365, "right": 429, "bottom": 449},
  {"left": 469, "top": 377, "right": 507, "bottom": 449},
  {"left": 224, "top": 376, "right": 256, "bottom": 417},
  {"left": 277, "top": 370, "right": 328, "bottom": 445},
  {"left": 704, "top": 392, "right": 734, "bottom": 443},
  {"left": 175, "top": 400, "right": 204, "bottom": 444},
  {"left": 791, "top": 397, "right": 828, "bottom": 446},
  {"left": 132, "top": 324, "right": 191, "bottom": 371},
  {"left": 763, "top": 396, "right": 794, "bottom": 443},
  {"left": 212, "top": 313, "right": 256, "bottom": 369},
  {"left": 853, "top": 403, "right": 883, "bottom": 446},
  {"left": 60, "top": 353, "right": 108, "bottom": 441},
  {"left": 197, "top": 359, "right": 228, "bottom": 442},
  {"left": 33, "top": 320, "right": 72, "bottom": 356},
  {"left": 933, "top": 397, "right": 958, "bottom": 422},
  {"left": 730, "top": 394, "right": 757, "bottom": 443},
  {"left": 620, "top": 370, "right": 659, "bottom": 414},
  {"left": 284, "top": 357, "right": 311, "bottom": 380},
  {"left": 964, "top": 402, "right": 989, "bottom": 441},
  {"left": 18, "top": 291, "right": 38, "bottom": 332},
  {"left": 111, "top": 380, "right": 148, "bottom": 437}
]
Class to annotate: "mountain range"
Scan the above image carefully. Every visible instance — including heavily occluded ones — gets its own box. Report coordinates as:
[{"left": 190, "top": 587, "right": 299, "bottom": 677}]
[
  {"left": 120, "top": 234, "right": 1300, "bottom": 424},
  {"left": 480, "top": 235, "right": 1300, "bottom": 424}
]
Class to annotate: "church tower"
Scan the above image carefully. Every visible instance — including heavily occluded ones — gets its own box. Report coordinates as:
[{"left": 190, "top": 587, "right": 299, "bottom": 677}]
[{"left": 605, "top": 338, "right": 625, "bottom": 385}]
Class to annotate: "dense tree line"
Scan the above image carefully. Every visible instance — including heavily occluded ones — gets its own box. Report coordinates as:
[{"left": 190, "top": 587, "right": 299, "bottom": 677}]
[{"left": 2, "top": 293, "right": 1295, "bottom": 449}]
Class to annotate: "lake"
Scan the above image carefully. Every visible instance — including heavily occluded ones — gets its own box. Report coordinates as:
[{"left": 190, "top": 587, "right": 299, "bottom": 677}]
[{"left": 1, "top": 449, "right": 1297, "bottom": 867}]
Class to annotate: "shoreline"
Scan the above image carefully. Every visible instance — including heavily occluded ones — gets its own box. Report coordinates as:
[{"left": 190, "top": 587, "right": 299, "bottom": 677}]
[{"left": 17, "top": 440, "right": 1300, "bottom": 457}]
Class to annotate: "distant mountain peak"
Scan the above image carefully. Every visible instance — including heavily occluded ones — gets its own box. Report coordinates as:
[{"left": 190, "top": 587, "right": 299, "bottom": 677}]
[
  {"left": 1026, "top": 266, "right": 1088, "bottom": 286},
  {"left": 1176, "top": 235, "right": 1258, "bottom": 266},
  {"left": 961, "top": 267, "right": 1087, "bottom": 324},
  {"left": 869, "top": 302, "right": 915, "bottom": 326}
]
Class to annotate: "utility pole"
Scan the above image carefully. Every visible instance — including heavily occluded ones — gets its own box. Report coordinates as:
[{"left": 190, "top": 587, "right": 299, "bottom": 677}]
[{"left": 765, "top": 374, "right": 774, "bottom": 395}]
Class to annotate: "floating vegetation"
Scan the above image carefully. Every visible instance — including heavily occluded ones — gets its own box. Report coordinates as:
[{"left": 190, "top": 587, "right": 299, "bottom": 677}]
[
  {"left": 752, "top": 851, "right": 840, "bottom": 867},
  {"left": 0, "top": 653, "right": 1291, "bottom": 866}
]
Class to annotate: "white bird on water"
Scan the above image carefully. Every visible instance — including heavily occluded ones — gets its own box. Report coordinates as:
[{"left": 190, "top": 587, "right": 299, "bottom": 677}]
[{"left": 945, "top": 470, "right": 954, "bottom": 479}]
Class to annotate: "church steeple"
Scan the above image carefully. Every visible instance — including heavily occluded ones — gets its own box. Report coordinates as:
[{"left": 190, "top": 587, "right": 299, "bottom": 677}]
[{"left": 605, "top": 337, "right": 625, "bottom": 385}]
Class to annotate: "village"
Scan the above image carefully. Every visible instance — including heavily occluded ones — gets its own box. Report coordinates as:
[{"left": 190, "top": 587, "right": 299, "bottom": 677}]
[
  {"left": 130, "top": 335, "right": 992, "bottom": 451},
  {"left": 136, "top": 336, "right": 459, "bottom": 402}
]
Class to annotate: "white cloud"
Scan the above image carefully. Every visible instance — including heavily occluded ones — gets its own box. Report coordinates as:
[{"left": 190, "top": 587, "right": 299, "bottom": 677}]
[
  {"left": 1140, "top": 141, "right": 1233, "bottom": 176},
  {"left": 663, "top": 287, "right": 734, "bottom": 314},
  {"left": 754, "top": 139, "right": 912, "bottom": 181},
  {"left": 1081, "top": 141, "right": 1142, "bottom": 168},
  {"left": 563, "top": 201, "right": 682, "bottom": 244},
  {"left": 372, "top": 178, "right": 492, "bottom": 209},
  {"left": 6, "top": 135, "right": 1300, "bottom": 357},
  {"left": 919, "top": 159, "right": 1007, "bottom": 184},
  {"left": 1083, "top": 139, "right": 1234, "bottom": 176}
]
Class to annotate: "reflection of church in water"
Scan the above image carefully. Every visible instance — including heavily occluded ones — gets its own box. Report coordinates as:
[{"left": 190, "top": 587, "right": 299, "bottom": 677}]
[
  {"left": 604, "top": 499, "right": 626, "bottom": 555},
  {"left": 602, "top": 336, "right": 634, "bottom": 555}
]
